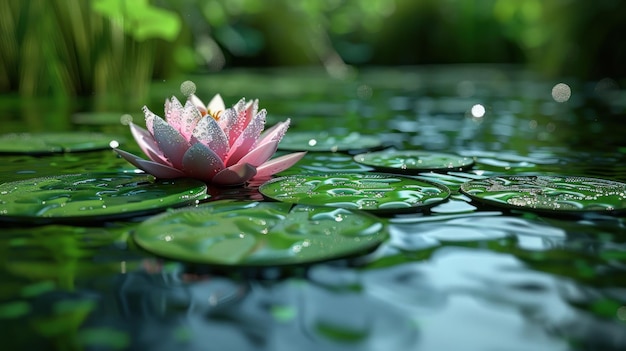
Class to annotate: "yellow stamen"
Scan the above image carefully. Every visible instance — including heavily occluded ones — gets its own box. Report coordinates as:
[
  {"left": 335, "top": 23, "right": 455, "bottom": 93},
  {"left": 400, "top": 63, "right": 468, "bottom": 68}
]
[{"left": 207, "top": 109, "right": 222, "bottom": 121}]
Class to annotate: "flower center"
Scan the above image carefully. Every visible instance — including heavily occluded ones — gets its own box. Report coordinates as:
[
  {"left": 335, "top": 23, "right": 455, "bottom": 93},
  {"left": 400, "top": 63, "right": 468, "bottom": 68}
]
[{"left": 206, "top": 109, "right": 222, "bottom": 121}]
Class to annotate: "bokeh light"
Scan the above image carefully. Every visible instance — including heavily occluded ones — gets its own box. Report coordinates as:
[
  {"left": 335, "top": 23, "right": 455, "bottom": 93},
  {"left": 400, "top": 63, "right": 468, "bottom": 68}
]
[
  {"left": 551, "top": 83, "right": 571, "bottom": 102},
  {"left": 471, "top": 104, "right": 486, "bottom": 118}
]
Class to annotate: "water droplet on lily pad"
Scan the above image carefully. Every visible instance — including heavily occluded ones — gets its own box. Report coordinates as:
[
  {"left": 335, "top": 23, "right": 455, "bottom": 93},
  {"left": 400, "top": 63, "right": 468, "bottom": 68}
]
[
  {"left": 0, "top": 132, "right": 121, "bottom": 155},
  {"left": 278, "top": 131, "right": 383, "bottom": 153},
  {"left": 259, "top": 173, "right": 450, "bottom": 215},
  {"left": 0, "top": 173, "right": 208, "bottom": 223},
  {"left": 354, "top": 150, "right": 475, "bottom": 174},
  {"left": 133, "top": 200, "right": 388, "bottom": 266},
  {"left": 460, "top": 175, "right": 626, "bottom": 215}
]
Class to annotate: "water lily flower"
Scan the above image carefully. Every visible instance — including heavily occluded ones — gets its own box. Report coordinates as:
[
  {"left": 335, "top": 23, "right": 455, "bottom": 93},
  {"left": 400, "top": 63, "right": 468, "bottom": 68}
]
[{"left": 114, "top": 93, "right": 306, "bottom": 186}]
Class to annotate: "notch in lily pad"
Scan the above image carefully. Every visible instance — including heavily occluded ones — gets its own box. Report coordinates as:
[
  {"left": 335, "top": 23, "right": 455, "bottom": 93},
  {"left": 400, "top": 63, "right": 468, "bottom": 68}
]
[
  {"left": 133, "top": 200, "right": 388, "bottom": 266},
  {"left": 259, "top": 172, "right": 451, "bottom": 215},
  {"left": 353, "top": 150, "right": 475, "bottom": 174},
  {"left": 460, "top": 175, "right": 626, "bottom": 216},
  {"left": 0, "top": 173, "right": 208, "bottom": 224}
]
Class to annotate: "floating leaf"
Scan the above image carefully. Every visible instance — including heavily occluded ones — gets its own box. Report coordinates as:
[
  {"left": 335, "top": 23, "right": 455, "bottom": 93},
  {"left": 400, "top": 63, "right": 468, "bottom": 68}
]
[
  {"left": 259, "top": 173, "right": 450, "bottom": 214},
  {"left": 460, "top": 175, "right": 626, "bottom": 215},
  {"left": 354, "top": 150, "right": 475, "bottom": 174},
  {"left": 0, "top": 173, "right": 208, "bottom": 223},
  {"left": 278, "top": 131, "right": 383, "bottom": 153},
  {"left": 133, "top": 200, "right": 387, "bottom": 266},
  {"left": 0, "top": 132, "right": 120, "bottom": 155}
]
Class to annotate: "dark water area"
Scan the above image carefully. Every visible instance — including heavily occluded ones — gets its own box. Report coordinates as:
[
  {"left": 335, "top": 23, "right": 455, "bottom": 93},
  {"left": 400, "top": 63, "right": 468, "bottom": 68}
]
[{"left": 1, "top": 66, "right": 626, "bottom": 350}]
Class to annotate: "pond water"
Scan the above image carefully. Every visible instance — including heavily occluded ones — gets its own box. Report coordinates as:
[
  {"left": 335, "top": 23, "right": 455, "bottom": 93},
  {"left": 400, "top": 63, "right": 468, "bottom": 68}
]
[{"left": 1, "top": 66, "right": 626, "bottom": 350}]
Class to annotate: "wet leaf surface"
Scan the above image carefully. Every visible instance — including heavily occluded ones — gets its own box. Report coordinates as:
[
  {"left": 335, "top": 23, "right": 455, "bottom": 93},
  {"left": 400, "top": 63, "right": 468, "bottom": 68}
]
[
  {"left": 0, "top": 132, "right": 121, "bottom": 154},
  {"left": 134, "top": 200, "right": 387, "bottom": 265},
  {"left": 260, "top": 172, "right": 450, "bottom": 214},
  {"left": 460, "top": 175, "right": 626, "bottom": 215},
  {"left": 0, "top": 173, "right": 208, "bottom": 223}
]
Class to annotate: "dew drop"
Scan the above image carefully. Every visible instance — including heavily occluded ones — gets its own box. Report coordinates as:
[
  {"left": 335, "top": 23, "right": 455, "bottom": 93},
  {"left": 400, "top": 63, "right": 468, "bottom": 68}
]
[
  {"left": 180, "top": 80, "right": 197, "bottom": 97},
  {"left": 120, "top": 114, "right": 133, "bottom": 125}
]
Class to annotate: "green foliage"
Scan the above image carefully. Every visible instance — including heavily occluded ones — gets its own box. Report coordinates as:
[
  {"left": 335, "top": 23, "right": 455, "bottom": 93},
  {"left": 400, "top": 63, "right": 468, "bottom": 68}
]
[
  {"left": 0, "top": 0, "right": 624, "bottom": 103},
  {"left": 92, "top": 0, "right": 181, "bottom": 41},
  {"left": 0, "top": 0, "right": 181, "bottom": 106}
]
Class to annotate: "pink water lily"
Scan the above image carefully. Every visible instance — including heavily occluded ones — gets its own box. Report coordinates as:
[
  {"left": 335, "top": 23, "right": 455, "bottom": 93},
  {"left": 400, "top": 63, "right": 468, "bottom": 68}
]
[{"left": 114, "top": 93, "right": 306, "bottom": 186}]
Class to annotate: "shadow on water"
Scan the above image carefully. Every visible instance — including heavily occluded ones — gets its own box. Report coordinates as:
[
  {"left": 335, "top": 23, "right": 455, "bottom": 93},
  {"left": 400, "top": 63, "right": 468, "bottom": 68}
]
[{"left": 1, "top": 66, "right": 626, "bottom": 350}]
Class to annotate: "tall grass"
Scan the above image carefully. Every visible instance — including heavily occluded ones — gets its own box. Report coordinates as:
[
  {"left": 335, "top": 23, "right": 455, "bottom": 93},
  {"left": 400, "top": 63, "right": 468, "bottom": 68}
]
[{"left": 0, "top": 0, "right": 162, "bottom": 107}]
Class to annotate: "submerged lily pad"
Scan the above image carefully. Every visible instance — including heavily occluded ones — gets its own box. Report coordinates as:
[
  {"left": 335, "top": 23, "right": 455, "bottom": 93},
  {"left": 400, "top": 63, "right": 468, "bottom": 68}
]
[
  {"left": 354, "top": 150, "right": 475, "bottom": 174},
  {"left": 278, "top": 131, "right": 383, "bottom": 153},
  {"left": 259, "top": 172, "right": 450, "bottom": 214},
  {"left": 0, "top": 132, "right": 120, "bottom": 154},
  {"left": 133, "top": 200, "right": 387, "bottom": 266},
  {"left": 460, "top": 175, "right": 626, "bottom": 215},
  {"left": 0, "top": 173, "right": 208, "bottom": 223}
]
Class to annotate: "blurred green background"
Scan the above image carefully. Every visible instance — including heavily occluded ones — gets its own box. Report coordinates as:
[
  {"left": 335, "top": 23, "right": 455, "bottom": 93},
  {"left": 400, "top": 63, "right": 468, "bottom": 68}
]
[{"left": 1, "top": 0, "right": 625, "bottom": 104}]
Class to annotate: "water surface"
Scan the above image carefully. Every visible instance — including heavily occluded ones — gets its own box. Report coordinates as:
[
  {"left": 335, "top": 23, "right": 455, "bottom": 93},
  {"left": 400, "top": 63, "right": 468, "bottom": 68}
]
[{"left": 1, "top": 66, "right": 626, "bottom": 350}]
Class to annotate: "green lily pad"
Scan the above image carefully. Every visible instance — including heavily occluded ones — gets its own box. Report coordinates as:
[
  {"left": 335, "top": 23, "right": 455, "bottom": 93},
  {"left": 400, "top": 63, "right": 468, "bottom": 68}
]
[
  {"left": 0, "top": 173, "right": 208, "bottom": 223},
  {"left": 259, "top": 173, "right": 450, "bottom": 214},
  {"left": 278, "top": 131, "right": 383, "bottom": 153},
  {"left": 0, "top": 132, "right": 121, "bottom": 154},
  {"left": 460, "top": 175, "right": 626, "bottom": 215},
  {"left": 133, "top": 200, "right": 387, "bottom": 266},
  {"left": 353, "top": 150, "right": 475, "bottom": 174}
]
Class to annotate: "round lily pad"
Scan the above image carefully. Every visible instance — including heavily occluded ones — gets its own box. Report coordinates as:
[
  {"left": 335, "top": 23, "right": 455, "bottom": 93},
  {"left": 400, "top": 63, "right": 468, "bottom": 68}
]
[
  {"left": 278, "top": 131, "right": 383, "bottom": 153},
  {"left": 460, "top": 175, "right": 626, "bottom": 215},
  {"left": 133, "top": 200, "right": 387, "bottom": 266},
  {"left": 0, "top": 132, "right": 120, "bottom": 154},
  {"left": 259, "top": 172, "right": 450, "bottom": 214},
  {"left": 0, "top": 173, "right": 208, "bottom": 223},
  {"left": 353, "top": 150, "right": 475, "bottom": 174}
]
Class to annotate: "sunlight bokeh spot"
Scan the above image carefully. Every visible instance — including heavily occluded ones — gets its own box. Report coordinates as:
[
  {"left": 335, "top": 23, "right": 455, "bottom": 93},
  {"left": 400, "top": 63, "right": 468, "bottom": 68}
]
[
  {"left": 471, "top": 104, "right": 486, "bottom": 118},
  {"left": 551, "top": 83, "right": 571, "bottom": 102}
]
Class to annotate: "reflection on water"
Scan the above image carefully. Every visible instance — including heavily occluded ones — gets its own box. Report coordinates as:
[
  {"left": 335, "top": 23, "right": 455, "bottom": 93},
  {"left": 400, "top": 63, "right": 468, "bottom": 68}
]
[{"left": 1, "top": 66, "right": 626, "bottom": 350}]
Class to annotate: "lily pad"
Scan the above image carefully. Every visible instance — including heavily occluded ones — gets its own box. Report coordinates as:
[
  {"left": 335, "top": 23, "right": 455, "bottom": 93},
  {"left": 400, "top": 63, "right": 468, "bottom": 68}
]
[
  {"left": 133, "top": 200, "right": 387, "bottom": 266},
  {"left": 353, "top": 150, "right": 475, "bottom": 174},
  {"left": 278, "top": 131, "right": 383, "bottom": 153},
  {"left": 0, "top": 173, "right": 208, "bottom": 223},
  {"left": 0, "top": 132, "right": 120, "bottom": 154},
  {"left": 259, "top": 173, "right": 450, "bottom": 214},
  {"left": 460, "top": 175, "right": 626, "bottom": 215}
]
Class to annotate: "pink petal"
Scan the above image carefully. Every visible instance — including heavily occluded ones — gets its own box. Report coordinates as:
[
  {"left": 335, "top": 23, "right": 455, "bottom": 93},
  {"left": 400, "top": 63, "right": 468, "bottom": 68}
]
[
  {"left": 142, "top": 106, "right": 160, "bottom": 135},
  {"left": 182, "top": 142, "right": 225, "bottom": 181},
  {"left": 218, "top": 98, "right": 247, "bottom": 143},
  {"left": 190, "top": 115, "right": 229, "bottom": 159},
  {"left": 165, "top": 96, "right": 185, "bottom": 134},
  {"left": 114, "top": 148, "right": 147, "bottom": 170},
  {"left": 224, "top": 109, "right": 266, "bottom": 166},
  {"left": 190, "top": 94, "right": 207, "bottom": 115},
  {"left": 211, "top": 163, "right": 257, "bottom": 186},
  {"left": 129, "top": 123, "right": 170, "bottom": 165},
  {"left": 207, "top": 94, "right": 225, "bottom": 113},
  {"left": 237, "top": 140, "right": 278, "bottom": 167},
  {"left": 135, "top": 158, "right": 187, "bottom": 179},
  {"left": 232, "top": 99, "right": 257, "bottom": 142},
  {"left": 179, "top": 100, "right": 204, "bottom": 140},
  {"left": 256, "top": 119, "right": 291, "bottom": 147},
  {"left": 216, "top": 108, "right": 236, "bottom": 145},
  {"left": 114, "top": 148, "right": 185, "bottom": 178},
  {"left": 152, "top": 116, "right": 190, "bottom": 169},
  {"left": 253, "top": 152, "right": 307, "bottom": 179}
]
